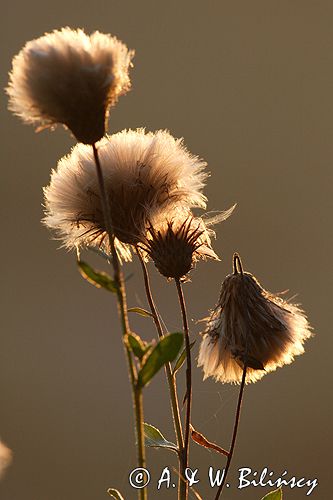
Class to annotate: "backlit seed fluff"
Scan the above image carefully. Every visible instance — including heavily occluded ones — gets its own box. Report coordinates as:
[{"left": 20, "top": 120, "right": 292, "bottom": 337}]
[
  {"left": 43, "top": 129, "right": 208, "bottom": 260},
  {"left": 7, "top": 27, "right": 134, "bottom": 144},
  {"left": 198, "top": 254, "right": 312, "bottom": 384},
  {"left": 0, "top": 440, "right": 12, "bottom": 480},
  {"left": 141, "top": 215, "right": 219, "bottom": 279}
]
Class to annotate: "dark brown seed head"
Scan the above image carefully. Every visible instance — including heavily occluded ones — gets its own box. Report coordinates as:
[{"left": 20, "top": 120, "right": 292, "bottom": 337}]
[{"left": 142, "top": 216, "right": 218, "bottom": 279}]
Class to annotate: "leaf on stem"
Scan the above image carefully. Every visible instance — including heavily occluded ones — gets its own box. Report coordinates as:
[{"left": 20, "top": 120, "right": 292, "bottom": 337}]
[
  {"left": 172, "top": 340, "right": 196, "bottom": 375},
  {"left": 261, "top": 487, "right": 283, "bottom": 500},
  {"left": 86, "top": 246, "right": 112, "bottom": 263},
  {"left": 137, "top": 333, "right": 183, "bottom": 388},
  {"left": 78, "top": 261, "right": 117, "bottom": 293},
  {"left": 144, "top": 423, "right": 178, "bottom": 453},
  {"left": 107, "top": 488, "right": 125, "bottom": 499},
  {"left": 127, "top": 332, "right": 150, "bottom": 360},
  {"left": 190, "top": 425, "right": 229, "bottom": 457},
  {"left": 128, "top": 307, "right": 153, "bottom": 318}
]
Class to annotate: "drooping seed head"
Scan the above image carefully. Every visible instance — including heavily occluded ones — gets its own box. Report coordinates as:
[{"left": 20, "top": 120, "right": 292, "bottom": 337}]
[{"left": 198, "top": 254, "right": 312, "bottom": 383}]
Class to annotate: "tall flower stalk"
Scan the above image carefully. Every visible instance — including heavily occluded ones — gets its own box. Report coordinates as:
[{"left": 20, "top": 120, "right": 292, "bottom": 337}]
[
  {"left": 175, "top": 279, "right": 192, "bottom": 500},
  {"left": 7, "top": 27, "right": 149, "bottom": 500},
  {"left": 213, "top": 254, "right": 247, "bottom": 500},
  {"left": 92, "top": 144, "right": 146, "bottom": 499},
  {"left": 139, "top": 213, "right": 227, "bottom": 499},
  {"left": 214, "top": 362, "right": 247, "bottom": 500},
  {"left": 199, "top": 253, "right": 312, "bottom": 498},
  {"left": 136, "top": 249, "right": 186, "bottom": 499}
]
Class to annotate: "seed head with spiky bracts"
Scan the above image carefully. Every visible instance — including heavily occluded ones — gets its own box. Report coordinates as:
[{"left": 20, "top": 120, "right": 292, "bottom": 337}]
[
  {"left": 141, "top": 214, "right": 219, "bottom": 279},
  {"left": 7, "top": 27, "right": 134, "bottom": 144},
  {"left": 198, "top": 254, "right": 312, "bottom": 383}
]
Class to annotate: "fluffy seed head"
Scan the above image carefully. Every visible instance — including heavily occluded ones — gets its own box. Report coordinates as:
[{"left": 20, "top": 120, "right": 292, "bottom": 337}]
[
  {"left": 198, "top": 254, "right": 312, "bottom": 384},
  {"left": 0, "top": 440, "right": 12, "bottom": 480},
  {"left": 141, "top": 215, "right": 219, "bottom": 279},
  {"left": 7, "top": 27, "right": 134, "bottom": 144},
  {"left": 43, "top": 129, "right": 208, "bottom": 259}
]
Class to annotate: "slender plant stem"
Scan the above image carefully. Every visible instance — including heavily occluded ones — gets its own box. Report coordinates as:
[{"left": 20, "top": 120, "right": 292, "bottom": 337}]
[
  {"left": 214, "top": 252, "right": 248, "bottom": 499},
  {"left": 214, "top": 364, "right": 247, "bottom": 500},
  {"left": 175, "top": 278, "right": 192, "bottom": 500},
  {"left": 134, "top": 386, "right": 145, "bottom": 472},
  {"left": 136, "top": 250, "right": 186, "bottom": 499},
  {"left": 92, "top": 144, "right": 147, "bottom": 500},
  {"left": 92, "top": 144, "right": 127, "bottom": 322}
]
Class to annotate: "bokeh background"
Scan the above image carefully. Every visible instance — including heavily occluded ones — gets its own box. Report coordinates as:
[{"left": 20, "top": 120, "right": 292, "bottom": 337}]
[{"left": 1, "top": 1, "right": 332, "bottom": 499}]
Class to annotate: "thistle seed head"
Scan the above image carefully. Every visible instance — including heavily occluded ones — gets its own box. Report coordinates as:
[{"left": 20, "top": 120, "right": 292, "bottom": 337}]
[
  {"left": 0, "top": 440, "right": 12, "bottom": 480},
  {"left": 7, "top": 27, "right": 134, "bottom": 144},
  {"left": 141, "top": 214, "right": 219, "bottom": 279},
  {"left": 198, "top": 254, "right": 312, "bottom": 383},
  {"left": 43, "top": 129, "right": 208, "bottom": 259}
]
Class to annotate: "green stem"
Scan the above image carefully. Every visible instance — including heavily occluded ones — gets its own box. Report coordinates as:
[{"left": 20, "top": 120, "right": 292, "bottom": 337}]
[
  {"left": 175, "top": 279, "right": 192, "bottom": 500},
  {"left": 136, "top": 250, "right": 185, "bottom": 499},
  {"left": 92, "top": 144, "right": 147, "bottom": 500},
  {"left": 134, "top": 386, "right": 146, "bottom": 473}
]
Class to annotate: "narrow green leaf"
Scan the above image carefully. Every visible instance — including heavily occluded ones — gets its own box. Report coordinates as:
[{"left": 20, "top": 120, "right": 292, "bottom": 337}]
[
  {"left": 107, "top": 488, "right": 125, "bottom": 499},
  {"left": 78, "top": 261, "right": 117, "bottom": 293},
  {"left": 144, "top": 423, "right": 178, "bottom": 453},
  {"left": 86, "top": 246, "right": 112, "bottom": 263},
  {"left": 137, "top": 333, "right": 183, "bottom": 388},
  {"left": 261, "top": 487, "right": 283, "bottom": 500},
  {"left": 128, "top": 307, "right": 153, "bottom": 318},
  {"left": 172, "top": 340, "right": 196, "bottom": 375},
  {"left": 127, "top": 333, "right": 148, "bottom": 360}
]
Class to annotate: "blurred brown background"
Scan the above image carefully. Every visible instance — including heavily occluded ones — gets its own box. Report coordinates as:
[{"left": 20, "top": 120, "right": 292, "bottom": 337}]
[{"left": 1, "top": 1, "right": 332, "bottom": 499}]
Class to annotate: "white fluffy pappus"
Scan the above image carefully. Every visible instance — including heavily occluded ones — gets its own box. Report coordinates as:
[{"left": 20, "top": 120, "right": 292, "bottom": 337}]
[
  {"left": 0, "top": 440, "right": 12, "bottom": 480},
  {"left": 43, "top": 129, "right": 209, "bottom": 260},
  {"left": 7, "top": 27, "right": 134, "bottom": 144},
  {"left": 198, "top": 256, "right": 313, "bottom": 384}
]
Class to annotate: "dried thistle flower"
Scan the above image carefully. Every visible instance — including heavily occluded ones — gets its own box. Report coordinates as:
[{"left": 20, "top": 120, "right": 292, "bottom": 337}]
[
  {"left": 198, "top": 254, "right": 312, "bottom": 383},
  {"left": 141, "top": 214, "right": 219, "bottom": 279},
  {"left": 7, "top": 27, "right": 133, "bottom": 144},
  {"left": 0, "top": 440, "right": 12, "bottom": 480},
  {"left": 43, "top": 129, "right": 208, "bottom": 259}
]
